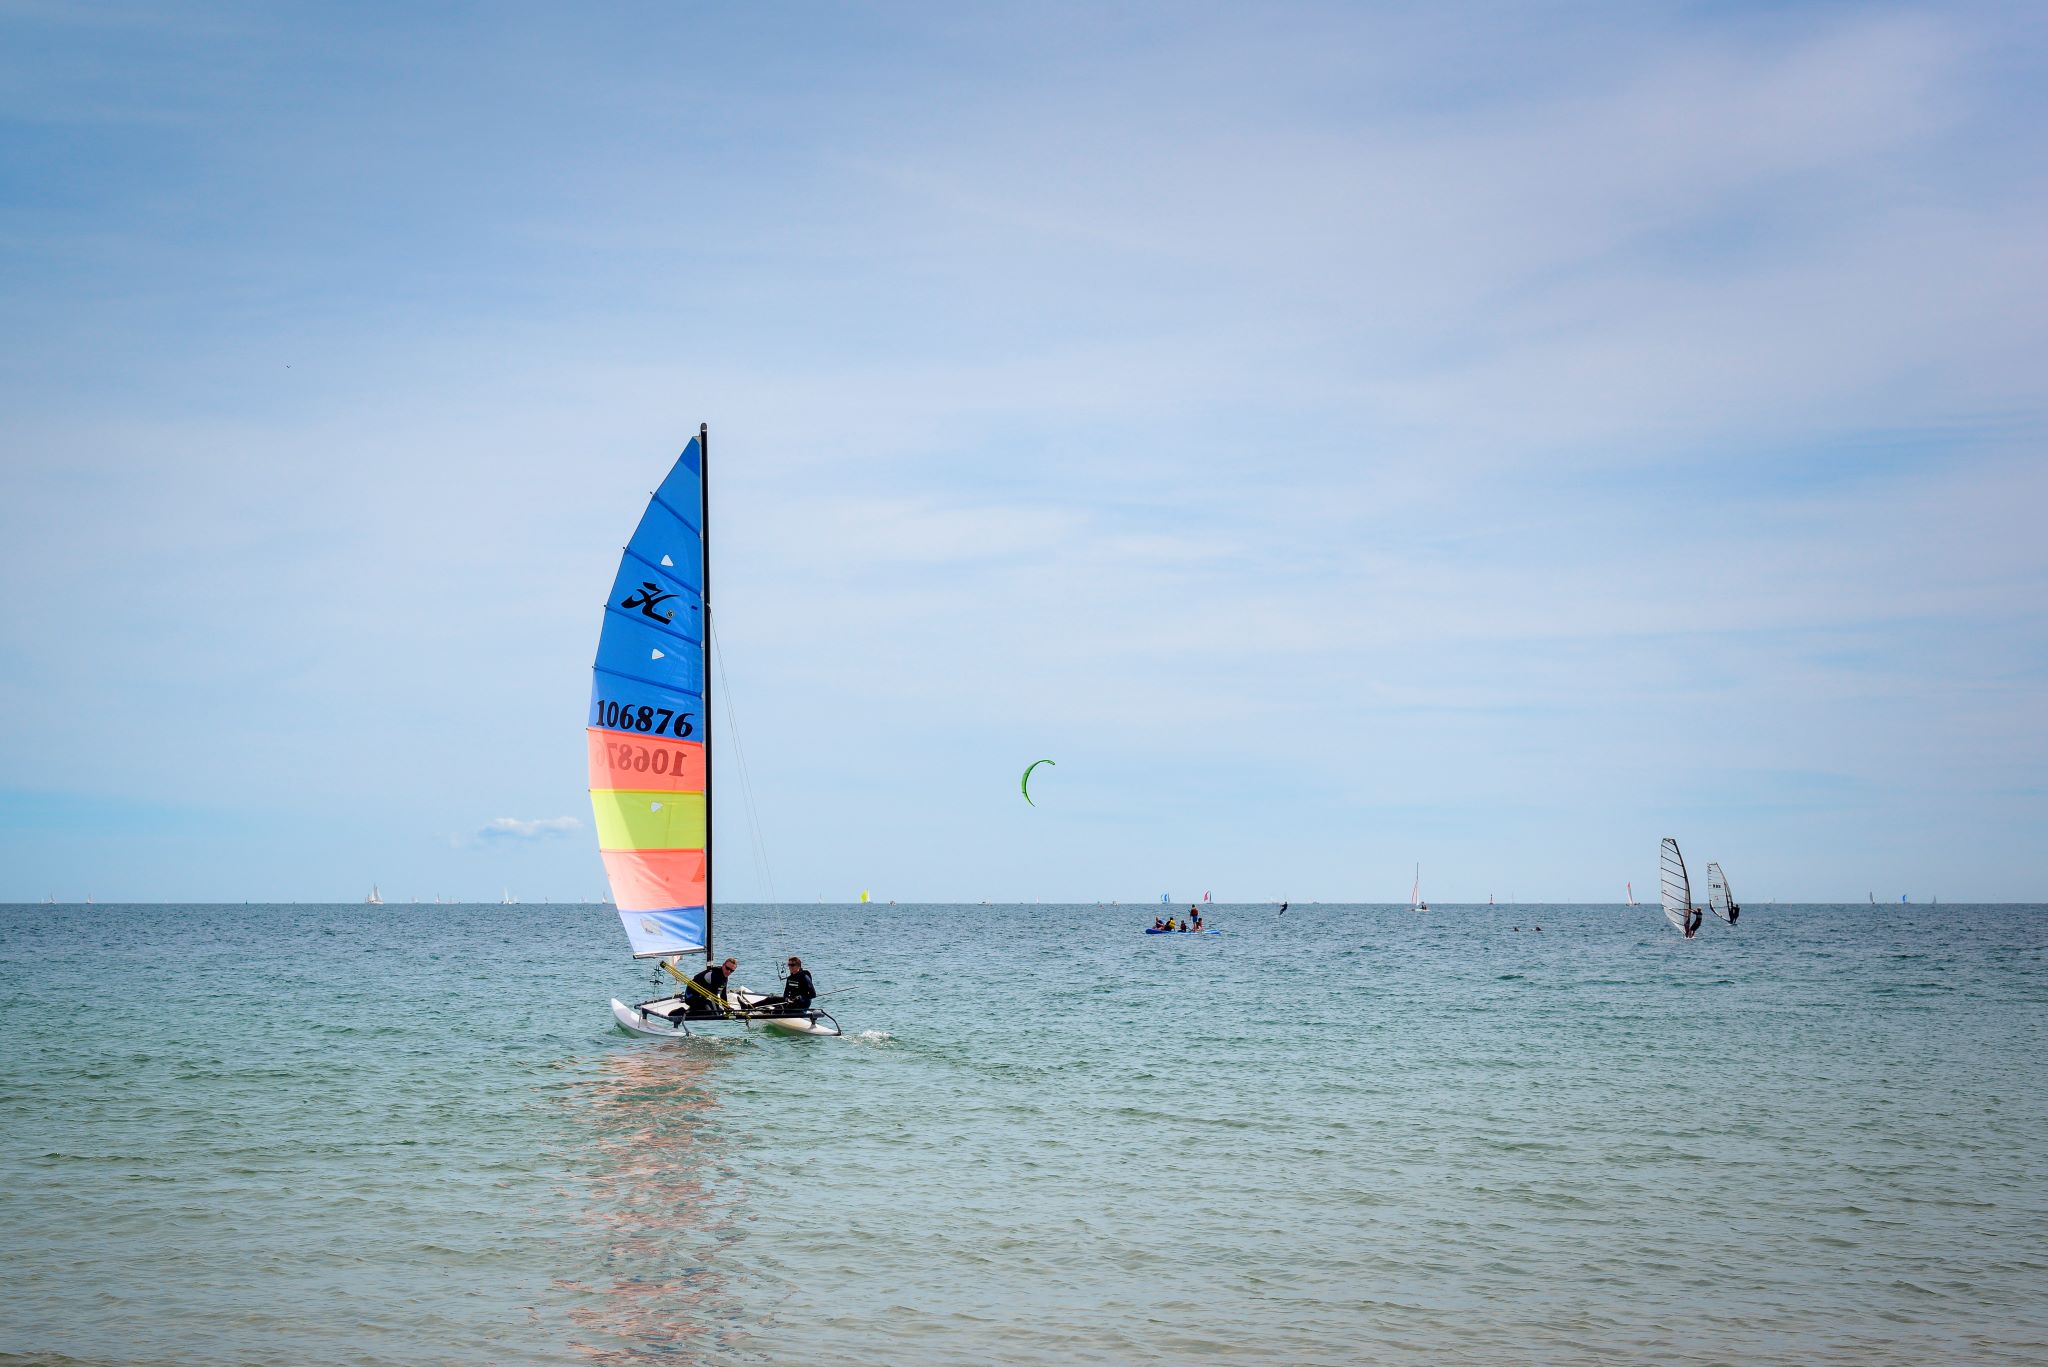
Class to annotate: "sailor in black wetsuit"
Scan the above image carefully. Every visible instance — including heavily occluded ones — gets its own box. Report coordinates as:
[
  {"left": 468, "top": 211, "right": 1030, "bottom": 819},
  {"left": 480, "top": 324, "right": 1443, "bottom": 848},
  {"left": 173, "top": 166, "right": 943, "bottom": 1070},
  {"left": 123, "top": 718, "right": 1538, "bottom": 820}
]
[
  {"left": 1684, "top": 906, "right": 1703, "bottom": 939},
  {"left": 748, "top": 956, "right": 816, "bottom": 1016},
  {"left": 1727, "top": 902, "right": 1740, "bottom": 925},
  {"left": 686, "top": 957, "right": 738, "bottom": 1017}
]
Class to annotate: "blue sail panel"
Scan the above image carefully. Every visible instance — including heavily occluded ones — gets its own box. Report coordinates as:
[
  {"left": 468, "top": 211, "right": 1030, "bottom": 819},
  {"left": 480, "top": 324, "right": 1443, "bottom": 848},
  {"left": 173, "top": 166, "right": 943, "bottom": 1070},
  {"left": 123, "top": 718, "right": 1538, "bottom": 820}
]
[{"left": 617, "top": 906, "right": 707, "bottom": 958}]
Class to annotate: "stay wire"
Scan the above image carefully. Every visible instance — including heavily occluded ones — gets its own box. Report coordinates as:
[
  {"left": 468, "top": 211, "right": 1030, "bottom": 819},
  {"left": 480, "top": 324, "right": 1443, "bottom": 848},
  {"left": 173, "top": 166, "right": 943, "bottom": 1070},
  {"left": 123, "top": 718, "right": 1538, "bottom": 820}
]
[{"left": 709, "top": 619, "right": 778, "bottom": 908}]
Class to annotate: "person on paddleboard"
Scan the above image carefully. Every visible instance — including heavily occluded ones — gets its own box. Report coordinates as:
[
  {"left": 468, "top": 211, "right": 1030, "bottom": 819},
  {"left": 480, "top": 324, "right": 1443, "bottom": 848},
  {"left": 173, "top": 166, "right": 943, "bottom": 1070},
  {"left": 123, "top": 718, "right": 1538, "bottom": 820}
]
[
  {"left": 749, "top": 956, "right": 816, "bottom": 1016},
  {"left": 687, "top": 957, "right": 738, "bottom": 1016}
]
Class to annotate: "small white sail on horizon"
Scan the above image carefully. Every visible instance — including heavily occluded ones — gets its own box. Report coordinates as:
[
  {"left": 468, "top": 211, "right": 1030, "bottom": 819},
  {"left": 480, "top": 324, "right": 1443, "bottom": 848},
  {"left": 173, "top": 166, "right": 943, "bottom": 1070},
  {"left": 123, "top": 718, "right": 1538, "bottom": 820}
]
[{"left": 366, "top": 884, "right": 383, "bottom": 905}]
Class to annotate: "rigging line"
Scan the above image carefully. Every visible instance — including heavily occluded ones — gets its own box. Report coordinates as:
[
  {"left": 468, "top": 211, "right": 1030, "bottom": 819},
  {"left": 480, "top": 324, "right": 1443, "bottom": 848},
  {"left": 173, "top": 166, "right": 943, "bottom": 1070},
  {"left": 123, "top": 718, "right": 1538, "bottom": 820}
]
[{"left": 709, "top": 618, "right": 777, "bottom": 907}]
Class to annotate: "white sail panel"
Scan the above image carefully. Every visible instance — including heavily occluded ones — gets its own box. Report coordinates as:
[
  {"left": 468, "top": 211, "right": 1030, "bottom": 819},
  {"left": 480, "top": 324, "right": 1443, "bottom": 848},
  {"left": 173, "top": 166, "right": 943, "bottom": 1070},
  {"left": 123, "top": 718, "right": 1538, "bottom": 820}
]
[{"left": 1659, "top": 837, "right": 1690, "bottom": 933}]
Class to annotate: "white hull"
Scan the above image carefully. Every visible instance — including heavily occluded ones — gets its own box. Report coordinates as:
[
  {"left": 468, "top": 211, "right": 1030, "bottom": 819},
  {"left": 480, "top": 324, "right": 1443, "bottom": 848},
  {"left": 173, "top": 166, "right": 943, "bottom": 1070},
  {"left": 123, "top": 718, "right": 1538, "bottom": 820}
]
[
  {"left": 612, "top": 998, "right": 691, "bottom": 1038},
  {"left": 609, "top": 995, "right": 840, "bottom": 1038}
]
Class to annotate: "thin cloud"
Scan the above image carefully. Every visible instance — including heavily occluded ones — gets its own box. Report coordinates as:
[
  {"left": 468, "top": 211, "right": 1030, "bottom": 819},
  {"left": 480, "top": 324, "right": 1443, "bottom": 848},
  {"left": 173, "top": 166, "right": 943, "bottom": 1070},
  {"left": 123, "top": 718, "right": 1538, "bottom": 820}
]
[{"left": 477, "top": 816, "right": 582, "bottom": 842}]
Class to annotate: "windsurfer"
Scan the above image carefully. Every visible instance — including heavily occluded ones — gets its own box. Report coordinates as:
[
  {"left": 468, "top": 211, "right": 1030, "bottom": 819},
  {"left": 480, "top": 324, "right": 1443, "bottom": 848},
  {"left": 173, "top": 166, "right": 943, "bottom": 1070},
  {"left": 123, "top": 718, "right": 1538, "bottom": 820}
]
[
  {"left": 1684, "top": 907, "right": 1703, "bottom": 938},
  {"left": 687, "top": 957, "right": 738, "bottom": 1016},
  {"left": 748, "top": 956, "right": 816, "bottom": 1017},
  {"left": 1727, "top": 903, "right": 1740, "bottom": 925}
]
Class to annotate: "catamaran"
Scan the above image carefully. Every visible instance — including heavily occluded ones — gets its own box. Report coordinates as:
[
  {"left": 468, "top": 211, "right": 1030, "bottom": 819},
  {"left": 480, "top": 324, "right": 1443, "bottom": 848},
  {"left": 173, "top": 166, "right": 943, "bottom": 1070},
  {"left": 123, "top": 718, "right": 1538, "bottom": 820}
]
[
  {"left": 596, "top": 426, "right": 840, "bottom": 1038},
  {"left": 1659, "top": 838, "right": 1697, "bottom": 936},
  {"left": 1706, "top": 862, "right": 1739, "bottom": 924},
  {"left": 1409, "top": 863, "right": 1428, "bottom": 912}
]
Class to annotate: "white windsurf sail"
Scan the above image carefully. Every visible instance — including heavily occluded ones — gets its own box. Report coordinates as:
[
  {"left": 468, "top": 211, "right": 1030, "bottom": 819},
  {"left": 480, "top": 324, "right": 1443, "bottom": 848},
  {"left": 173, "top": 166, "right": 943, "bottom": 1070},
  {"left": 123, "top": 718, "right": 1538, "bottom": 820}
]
[
  {"left": 1707, "top": 862, "right": 1735, "bottom": 923},
  {"left": 1659, "top": 838, "right": 1690, "bottom": 934}
]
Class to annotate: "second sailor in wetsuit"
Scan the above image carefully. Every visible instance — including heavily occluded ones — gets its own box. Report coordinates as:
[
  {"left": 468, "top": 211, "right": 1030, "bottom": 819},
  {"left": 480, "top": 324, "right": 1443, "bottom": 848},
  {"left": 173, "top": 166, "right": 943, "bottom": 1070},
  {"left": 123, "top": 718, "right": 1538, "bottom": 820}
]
[
  {"left": 687, "top": 957, "right": 738, "bottom": 1017},
  {"left": 1727, "top": 901, "right": 1740, "bottom": 925},
  {"left": 749, "top": 956, "right": 817, "bottom": 1016}
]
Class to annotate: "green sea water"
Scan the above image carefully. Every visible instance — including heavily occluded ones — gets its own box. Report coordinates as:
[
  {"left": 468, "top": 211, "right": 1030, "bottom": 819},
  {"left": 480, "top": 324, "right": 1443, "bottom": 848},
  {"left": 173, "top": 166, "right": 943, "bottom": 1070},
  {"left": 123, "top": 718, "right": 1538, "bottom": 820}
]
[{"left": 2, "top": 901, "right": 2044, "bottom": 1365}]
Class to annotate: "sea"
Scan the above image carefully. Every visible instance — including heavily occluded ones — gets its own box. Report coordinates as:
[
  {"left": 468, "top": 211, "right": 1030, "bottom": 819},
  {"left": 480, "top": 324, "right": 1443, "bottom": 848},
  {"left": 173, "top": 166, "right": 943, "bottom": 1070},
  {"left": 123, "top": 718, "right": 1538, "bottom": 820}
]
[{"left": 2, "top": 901, "right": 2044, "bottom": 1366}]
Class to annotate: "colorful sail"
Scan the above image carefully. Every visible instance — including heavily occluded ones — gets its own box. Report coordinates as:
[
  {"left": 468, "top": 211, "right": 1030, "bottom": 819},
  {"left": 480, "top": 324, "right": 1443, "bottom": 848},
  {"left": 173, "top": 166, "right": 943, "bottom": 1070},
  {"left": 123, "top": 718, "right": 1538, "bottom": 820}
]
[
  {"left": 588, "top": 434, "right": 710, "bottom": 959},
  {"left": 1659, "top": 838, "right": 1690, "bottom": 934}
]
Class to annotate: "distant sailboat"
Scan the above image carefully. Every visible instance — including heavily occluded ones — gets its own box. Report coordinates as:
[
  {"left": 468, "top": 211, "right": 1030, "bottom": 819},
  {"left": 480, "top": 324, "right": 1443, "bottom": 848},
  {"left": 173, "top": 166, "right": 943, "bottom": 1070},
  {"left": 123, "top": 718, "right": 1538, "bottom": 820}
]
[
  {"left": 1409, "top": 864, "right": 1428, "bottom": 913},
  {"left": 1869, "top": 892, "right": 1876, "bottom": 905},
  {"left": 859, "top": 890, "right": 870, "bottom": 904},
  {"left": 1626, "top": 882, "right": 1638, "bottom": 907},
  {"left": 500, "top": 888, "right": 516, "bottom": 905},
  {"left": 1202, "top": 891, "right": 1211, "bottom": 904},
  {"left": 366, "top": 885, "right": 383, "bottom": 905}
]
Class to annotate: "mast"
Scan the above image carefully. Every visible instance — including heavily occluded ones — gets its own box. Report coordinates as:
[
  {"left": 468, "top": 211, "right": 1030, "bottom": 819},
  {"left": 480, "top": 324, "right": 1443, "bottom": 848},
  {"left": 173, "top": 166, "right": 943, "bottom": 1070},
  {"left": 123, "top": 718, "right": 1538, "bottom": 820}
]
[{"left": 700, "top": 421, "right": 714, "bottom": 961}]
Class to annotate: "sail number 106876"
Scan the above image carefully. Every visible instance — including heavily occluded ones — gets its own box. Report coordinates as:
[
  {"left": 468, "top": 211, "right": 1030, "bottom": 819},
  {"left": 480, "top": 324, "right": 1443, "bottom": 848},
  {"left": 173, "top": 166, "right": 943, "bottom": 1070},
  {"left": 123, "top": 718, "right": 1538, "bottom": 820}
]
[{"left": 596, "top": 699, "right": 695, "bottom": 737}]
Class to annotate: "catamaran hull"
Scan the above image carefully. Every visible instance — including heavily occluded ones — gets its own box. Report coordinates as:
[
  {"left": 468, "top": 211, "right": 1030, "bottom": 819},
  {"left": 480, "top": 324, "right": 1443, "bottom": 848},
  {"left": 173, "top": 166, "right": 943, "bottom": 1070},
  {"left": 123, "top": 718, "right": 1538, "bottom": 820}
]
[
  {"left": 611, "top": 997, "right": 690, "bottom": 1038},
  {"left": 609, "top": 996, "right": 842, "bottom": 1038},
  {"left": 756, "top": 1013, "right": 839, "bottom": 1035}
]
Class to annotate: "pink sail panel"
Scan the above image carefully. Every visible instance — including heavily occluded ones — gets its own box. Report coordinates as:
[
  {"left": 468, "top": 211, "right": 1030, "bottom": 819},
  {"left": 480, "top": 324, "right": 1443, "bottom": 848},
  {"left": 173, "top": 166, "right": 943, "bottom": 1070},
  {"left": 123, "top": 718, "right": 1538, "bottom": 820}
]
[
  {"left": 586, "top": 730, "right": 706, "bottom": 792},
  {"left": 602, "top": 848, "right": 708, "bottom": 913}
]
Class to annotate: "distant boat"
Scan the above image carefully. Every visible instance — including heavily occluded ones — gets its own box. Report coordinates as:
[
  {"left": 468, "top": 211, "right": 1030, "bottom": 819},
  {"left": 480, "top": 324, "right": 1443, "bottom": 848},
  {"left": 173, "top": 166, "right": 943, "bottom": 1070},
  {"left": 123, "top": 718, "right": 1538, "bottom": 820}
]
[
  {"left": 1488, "top": 893, "right": 1495, "bottom": 907},
  {"left": 859, "top": 890, "right": 870, "bottom": 904},
  {"left": 1202, "top": 891, "right": 1211, "bottom": 904},
  {"left": 1409, "top": 863, "right": 1428, "bottom": 913},
  {"left": 1626, "top": 881, "right": 1638, "bottom": 907},
  {"left": 1160, "top": 893, "right": 1170, "bottom": 904},
  {"left": 366, "top": 885, "right": 383, "bottom": 905},
  {"left": 1869, "top": 892, "right": 1876, "bottom": 905},
  {"left": 500, "top": 888, "right": 516, "bottom": 905}
]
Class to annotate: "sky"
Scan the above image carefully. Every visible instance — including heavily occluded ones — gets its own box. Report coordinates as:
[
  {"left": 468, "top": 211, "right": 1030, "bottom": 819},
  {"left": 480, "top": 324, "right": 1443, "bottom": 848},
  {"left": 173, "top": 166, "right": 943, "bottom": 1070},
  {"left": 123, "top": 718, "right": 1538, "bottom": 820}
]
[{"left": 1, "top": 1, "right": 2044, "bottom": 904}]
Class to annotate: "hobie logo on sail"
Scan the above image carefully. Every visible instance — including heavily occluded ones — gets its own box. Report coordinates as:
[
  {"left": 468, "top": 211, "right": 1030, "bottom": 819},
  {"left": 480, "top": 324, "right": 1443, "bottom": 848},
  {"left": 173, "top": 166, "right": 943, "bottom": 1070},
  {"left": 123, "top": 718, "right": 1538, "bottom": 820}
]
[{"left": 620, "top": 582, "right": 678, "bottom": 622}]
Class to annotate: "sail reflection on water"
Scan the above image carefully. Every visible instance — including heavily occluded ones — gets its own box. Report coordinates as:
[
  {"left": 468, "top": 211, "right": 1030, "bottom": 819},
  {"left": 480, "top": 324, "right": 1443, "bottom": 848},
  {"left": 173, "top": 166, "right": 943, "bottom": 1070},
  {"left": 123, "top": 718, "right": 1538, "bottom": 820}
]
[{"left": 555, "top": 1048, "right": 750, "bottom": 1363}]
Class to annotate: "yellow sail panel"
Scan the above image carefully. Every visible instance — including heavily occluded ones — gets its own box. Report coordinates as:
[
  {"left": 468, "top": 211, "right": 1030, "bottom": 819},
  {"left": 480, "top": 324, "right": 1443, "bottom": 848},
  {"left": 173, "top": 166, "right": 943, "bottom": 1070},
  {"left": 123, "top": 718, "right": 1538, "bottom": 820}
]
[{"left": 591, "top": 789, "right": 707, "bottom": 851}]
